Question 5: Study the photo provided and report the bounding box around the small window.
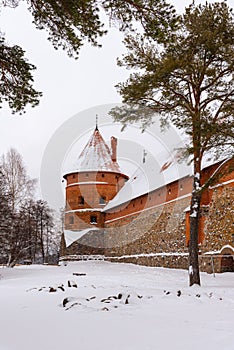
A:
[180,184,183,191]
[99,196,106,205]
[69,216,74,224]
[72,174,76,179]
[168,189,171,194]
[78,196,84,205]
[140,199,143,204]
[102,174,105,178]
[86,173,89,177]
[90,215,97,224]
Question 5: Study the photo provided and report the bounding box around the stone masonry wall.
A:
[61,161,234,273]
[104,196,191,270]
[60,230,105,257]
[202,186,234,253]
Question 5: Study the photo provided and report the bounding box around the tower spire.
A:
[95,114,98,130]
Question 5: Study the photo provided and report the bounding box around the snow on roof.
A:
[64,228,99,247]
[104,148,193,211]
[75,127,123,173]
[103,141,230,212]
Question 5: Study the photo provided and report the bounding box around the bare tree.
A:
[0,148,36,211]
[0,149,58,266]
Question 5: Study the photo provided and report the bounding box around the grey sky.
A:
[0,0,233,209]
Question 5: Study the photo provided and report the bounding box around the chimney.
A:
[111,136,117,162]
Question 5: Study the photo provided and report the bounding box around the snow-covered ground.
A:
[0,261,233,350]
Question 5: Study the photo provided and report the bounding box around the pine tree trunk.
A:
[189,171,201,286]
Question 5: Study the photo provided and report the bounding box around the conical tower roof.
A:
[76,127,121,173]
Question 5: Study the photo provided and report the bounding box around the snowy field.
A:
[0,261,233,350]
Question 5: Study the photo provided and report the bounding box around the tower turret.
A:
[61,126,128,258]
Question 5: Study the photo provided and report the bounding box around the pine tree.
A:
[110,1,234,286]
[0,0,177,113]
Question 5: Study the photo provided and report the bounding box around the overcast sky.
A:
[1,0,233,209]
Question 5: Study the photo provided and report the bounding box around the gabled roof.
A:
[103,150,193,211]
[75,127,122,173]
[103,149,230,212]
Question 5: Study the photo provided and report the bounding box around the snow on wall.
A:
[67,181,108,187]
[64,228,99,247]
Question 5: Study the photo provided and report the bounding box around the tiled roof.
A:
[76,127,121,173]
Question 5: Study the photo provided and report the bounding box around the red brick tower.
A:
[60,125,129,258]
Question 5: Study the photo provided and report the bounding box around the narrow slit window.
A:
[78,196,84,205]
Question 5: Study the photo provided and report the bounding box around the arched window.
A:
[99,196,106,205]
[78,196,84,205]
[90,215,97,224]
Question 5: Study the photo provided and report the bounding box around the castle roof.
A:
[75,127,122,173]
[103,150,193,211]
[103,150,228,212]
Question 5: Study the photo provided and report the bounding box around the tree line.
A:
[0,148,60,267]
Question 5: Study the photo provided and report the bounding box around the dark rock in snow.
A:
[101,307,109,311]
[26,287,37,292]
[68,280,77,288]
[65,302,80,310]
[125,295,130,304]
[63,298,70,307]
[58,285,65,291]
[177,290,181,297]
[164,290,171,295]
[101,298,111,303]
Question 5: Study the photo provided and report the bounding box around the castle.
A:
[60,124,234,273]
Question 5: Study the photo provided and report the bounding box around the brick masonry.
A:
[61,158,234,273]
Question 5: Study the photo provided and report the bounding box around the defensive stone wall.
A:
[60,229,105,257]
[104,196,190,259]
[104,184,234,273]
[202,185,234,253]
[61,160,234,273]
